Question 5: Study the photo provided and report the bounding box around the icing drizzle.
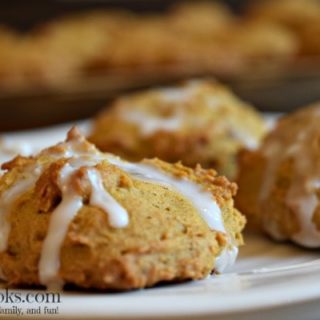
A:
[0,128,237,288]
[106,157,225,232]
[0,166,42,251]
[121,110,183,136]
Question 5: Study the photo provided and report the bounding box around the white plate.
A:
[1,117,320,320]
[1,233,320,320]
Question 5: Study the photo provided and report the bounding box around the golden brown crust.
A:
[0,128,245,290]
[89,80,266,179]
[236,103,320,246]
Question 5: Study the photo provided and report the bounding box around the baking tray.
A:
[0,57,320,132]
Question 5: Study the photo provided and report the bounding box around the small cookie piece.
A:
[236,103,320,247]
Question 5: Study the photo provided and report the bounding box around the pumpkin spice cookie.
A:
[89,80,266,179]
[0,128,245,290]
[236,103,320,247]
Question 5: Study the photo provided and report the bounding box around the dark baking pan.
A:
[0,58,320,131]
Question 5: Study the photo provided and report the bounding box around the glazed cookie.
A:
[0,128,245,290]
[236,103,320,247]
[89,80,266,179]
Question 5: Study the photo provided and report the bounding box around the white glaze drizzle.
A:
[0,124,83,168]
[106,156,239,272]
[159,87,194,102]
[108,157,238,272]
[86,168,128,228]
[118,81,261,158]
[229,128,259,150]
[38,156,128,289]
[215,246,239,273]
[121,110,183,136]
[1,129,238,289]
[118,81,202,136]
[39,164,83,289]
[107,157,225,232]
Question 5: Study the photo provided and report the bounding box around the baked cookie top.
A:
[0,127,245,290]
[89,80,266,178]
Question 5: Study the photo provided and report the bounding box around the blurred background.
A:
[0,0,245,30]
[0,0,320,131]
